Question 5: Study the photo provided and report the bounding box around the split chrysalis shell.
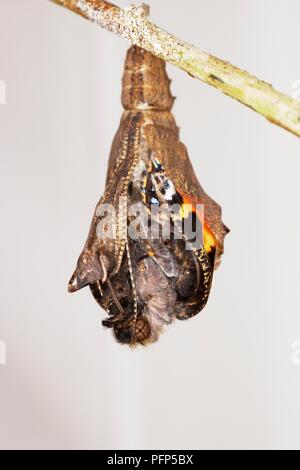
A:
[69,46,229,346]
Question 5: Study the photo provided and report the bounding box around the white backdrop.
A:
[0,0,300,450]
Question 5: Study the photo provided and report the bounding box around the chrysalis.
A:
[69,46,229,345]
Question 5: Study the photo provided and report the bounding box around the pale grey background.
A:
[0,0,300,450]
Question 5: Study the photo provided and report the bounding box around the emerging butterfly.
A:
[68,46,229,346]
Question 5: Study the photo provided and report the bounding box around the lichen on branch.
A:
[50,0,300,139]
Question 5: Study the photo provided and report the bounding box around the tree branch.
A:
[50,0,300,139]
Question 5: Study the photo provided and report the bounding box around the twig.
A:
[50,0,300,139]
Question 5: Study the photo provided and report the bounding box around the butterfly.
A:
[68,46,229,345]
